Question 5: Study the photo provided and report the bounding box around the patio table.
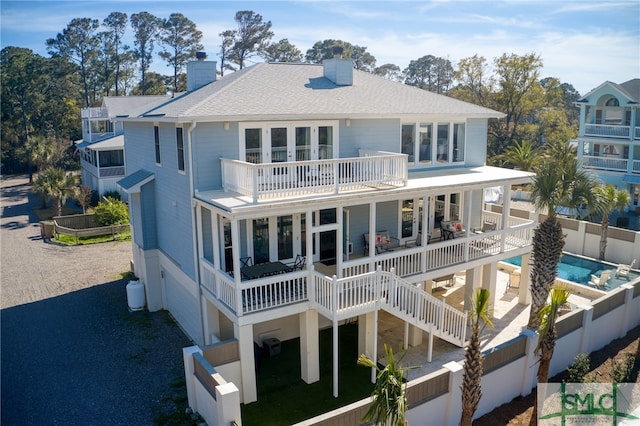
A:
[241,261,291,280]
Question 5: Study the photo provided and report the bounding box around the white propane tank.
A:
[126,280,146,311]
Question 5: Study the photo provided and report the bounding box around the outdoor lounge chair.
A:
[615,259,635,279]
[588,270,611,289]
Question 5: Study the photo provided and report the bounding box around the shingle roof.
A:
[619,79,640,102]
[103,95,173,118]
[117,169,154,193]
[75,135,124,150]
[135,62,503,121]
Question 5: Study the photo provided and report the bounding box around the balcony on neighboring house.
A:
[584,124,632,139]
[221,150,408,203]
[81,107,109,119]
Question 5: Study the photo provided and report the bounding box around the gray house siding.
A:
[339,119,399,157]
[192,122,239,192]
[123,122,196,281]
[465,119,488,167]
[140,182,157,249]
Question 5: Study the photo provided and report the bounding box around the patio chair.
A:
[240,256,253,267]
[588,270,611,289]
[440,220,465,240]
[287,254,306,271]
[615,259,635,279]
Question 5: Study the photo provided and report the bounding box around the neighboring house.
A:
[117,54,535,404]
[575,78,640,210]
[77,95,170,200]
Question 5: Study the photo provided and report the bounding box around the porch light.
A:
[346,119,350,127]
[224,122,230,131]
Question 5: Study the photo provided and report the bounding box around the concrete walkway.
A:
[1,176,193,425]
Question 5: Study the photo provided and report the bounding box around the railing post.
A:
[331,275,338,314]
[439,297,446,330]
[252,165,259,203]
[308,264,315,307]
[334,161,339,194]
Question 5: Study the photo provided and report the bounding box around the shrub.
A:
[93,197,129,226]
[611,353,636,383]
[566,353,591,383]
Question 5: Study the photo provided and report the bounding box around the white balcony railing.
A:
[581,155,628,172]
[220,152,407,203]
[584,124,630,138]
[99,165,125,177]
[81,107,109,119]
[199,214,535,322]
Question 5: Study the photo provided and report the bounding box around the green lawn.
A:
[241,323,374,426]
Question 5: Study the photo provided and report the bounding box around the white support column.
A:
[426,325,433,362]
[464,267,482,311]
[519,253,532,305]
[464,190,472,236]
[371,309,379,383]
[407,324,423,347]
[306,210,313,270]
[501,184,512,253]
[236,323,257,403]
[482,262,498,311]
[369,201,376,258]
[358,312,375,358]
[231,218,242,315]
[299,309,320,384]
[211,212,220,270]
[336,206,343,278]
[332,319,339,397]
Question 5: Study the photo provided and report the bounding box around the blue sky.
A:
[1,0,638,95]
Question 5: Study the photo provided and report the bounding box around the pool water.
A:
[504,253,636,290]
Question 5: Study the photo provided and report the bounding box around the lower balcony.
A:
[199,212,534,320]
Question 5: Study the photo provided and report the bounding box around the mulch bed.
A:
[475,325,640,425]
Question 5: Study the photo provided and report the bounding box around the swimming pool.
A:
[503,253,637,291]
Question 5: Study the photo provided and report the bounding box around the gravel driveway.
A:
[1,176,194,425]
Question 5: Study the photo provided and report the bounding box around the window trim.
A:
[176,126,185,173]
[154,125,161,166]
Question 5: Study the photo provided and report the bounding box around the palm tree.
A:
[596,185,630,260]
[357,344,415,426]
[529,285,570,426]
[460,288,494,426]
[527,141,599,329]
[32,168,78,217]
[498,140,541,172]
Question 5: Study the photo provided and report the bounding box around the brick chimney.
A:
[323,46,353,86]
[187,52,217,91]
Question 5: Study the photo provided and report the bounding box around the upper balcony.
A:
[220,151,408,203]
[81,107,109,119]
